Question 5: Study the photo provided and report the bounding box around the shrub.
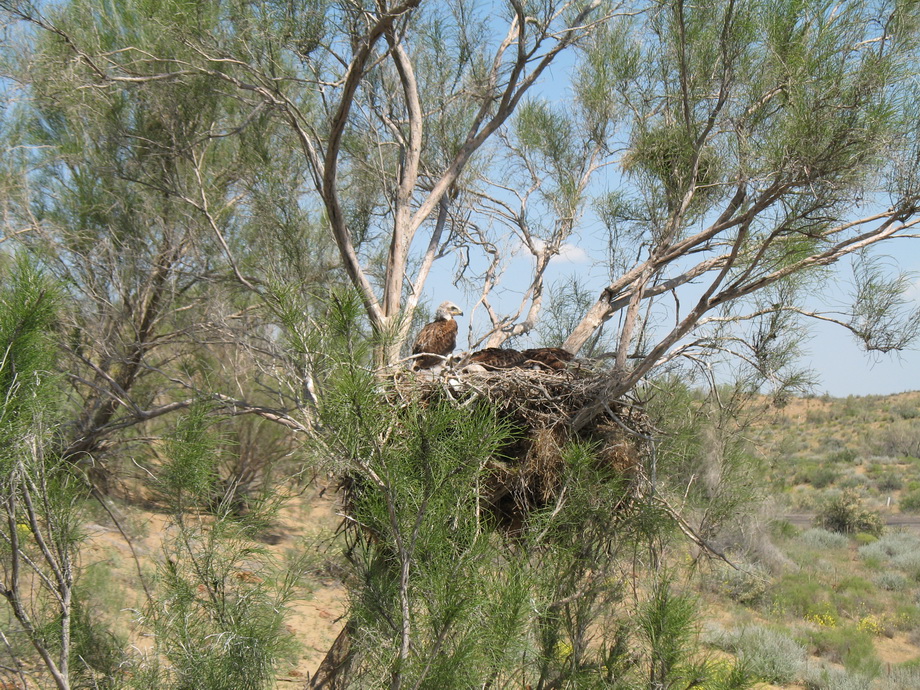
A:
[874,571,908,591]
[875,421,920,459]
[828,448,858,464]
[816,490,884,536]
[807,466,840,488]
[800,528,849,549]
[711,625,805,685]
[806,626,880,675]
[892,604,920,631]
[771,519,799,539]
[832,576,878,616]
[891,550,920,575]
[885,666,920,690]
[770,573,836,620]
[838,472,870,489]
[877,473,903,491]
[706,561,770,605]
[803,664,874,690]
[899,489,920,512]
[854,532,877,546]
[893,404,920,421]
[858,532,920,563]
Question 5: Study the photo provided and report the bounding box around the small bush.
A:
[874,571,908,591]
[828,448,859,464]
[806,626,880,675]
[858,532,920,563]
[892,550,920,576]
[712,625,805,685]
[803,664,874,690]
[877,473,903,491]
[771,519,799,539]
[707,561,770,605]
[816,490,883,536]
[893,404,920,420]
[808,466,840,488]
[899,489,920,512]
[832,576,878,615]
[885,665,920,690]
[800,528,849,549]
[770,573,835,620]
[892,604,920,631]
[838,473,870,489]
[854,532,877,546]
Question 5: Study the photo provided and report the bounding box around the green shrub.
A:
[877,473,904,491]
[892,550,920,577]
[838,473,870,489]
[893,604,920,631]
[806,626,880,676]
[770,573,836,619]
[828,448,859,464]
[816,490,884,536]
[893,404,920,421]
[854,532,877,546]
[807,466,840,488]
[899,489,920,512]
[771,519,799,539]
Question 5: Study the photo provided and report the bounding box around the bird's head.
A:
[435,301,463,320]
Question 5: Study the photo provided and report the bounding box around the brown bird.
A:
[521,347,574,370]
[412,301,463,369]
[464,347,526,370]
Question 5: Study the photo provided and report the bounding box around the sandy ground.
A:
[81,486,347,685]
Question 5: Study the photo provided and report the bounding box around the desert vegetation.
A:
[2,0,920,688]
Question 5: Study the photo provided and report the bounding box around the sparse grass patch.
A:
[770,573,837,620]
[832,576,879,617]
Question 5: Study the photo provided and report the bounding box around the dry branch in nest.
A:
[385,364,654,530]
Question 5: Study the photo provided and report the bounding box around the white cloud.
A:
[551,243,590,264]
[524,238,590,264]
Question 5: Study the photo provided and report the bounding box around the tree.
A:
[0,0,335,492]
[5,0,919,402]
[554,0,920,402]
[2,0,920,687]
[0,259,82,690]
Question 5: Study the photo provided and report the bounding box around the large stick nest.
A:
[385,364,653,530]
